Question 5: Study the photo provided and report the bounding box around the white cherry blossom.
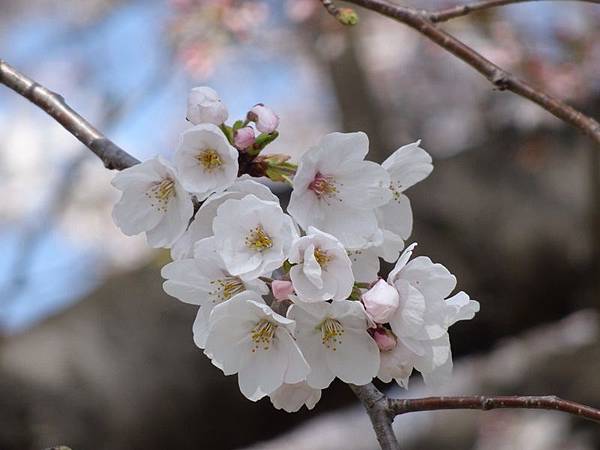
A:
[171,176,278,259]
[213,194,298,280]
[174,123,238,199]
[288,132,391,249]
[270,382,322,413]
[288,300,380,389]
[111,156,193,248]
[288,227,354,303]
[204,291,310,400]
[187,86,228,125]
[374,141,433,262]
[161,237,268,348]
[376,243,479,387]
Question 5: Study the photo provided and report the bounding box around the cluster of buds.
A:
[110,87,479,412]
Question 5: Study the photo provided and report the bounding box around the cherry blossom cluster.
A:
[111,86,479,413]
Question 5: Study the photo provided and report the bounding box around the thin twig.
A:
[349,384,400,450]
[335,0,600,146]
[320,0,359,24]
[320,0,341,17]
[429,0,600,23]
[390,395,600,423]
[0,59,139,170]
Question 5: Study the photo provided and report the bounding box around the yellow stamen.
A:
[146,178,176,213]
[251,319,277,351]
[245,225,273,251]
[209,277,245,303]
[319,318,344,351]
[197,148,223,172]
[309,172,338,200]
[314,247,331,268]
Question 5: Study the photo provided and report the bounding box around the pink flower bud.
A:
[373,327,397,352]
[248,104,279,134]
[234,126,256,149]
[272,280,294,301]
[362,279,399,324]
[187,86,228,125]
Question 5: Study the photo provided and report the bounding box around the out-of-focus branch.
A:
[428,0,600,23]
[324,0,600,146]
[0,153,89,310]
[0,59,139,170]
[390,395,600,421]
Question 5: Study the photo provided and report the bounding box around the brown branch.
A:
[334,0,600,146]
[429,0,600,23]
[390,395,600,423]
[349,383,600,449]
[349,384,400,450]
[320,0,342,17]
[0,59,139,170]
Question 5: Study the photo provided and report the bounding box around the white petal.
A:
[348,248,380,283]
[192,307,211,349]
[444,291,480,327]
[335,160,391,209]
[301,333,336,389]
[382,140,433,192]
[402,256,457,300]
[161,258,220,305]
[146,190,192,248]
[112,187,163,236]
[325,329,380,385]
[377,192,413,241]
[317,131,370,168]
[270,382,322,413]
[387,242,418,283]
[389,280,426,338]
[302,244,323,288]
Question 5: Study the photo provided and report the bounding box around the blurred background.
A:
[1,0,599,449]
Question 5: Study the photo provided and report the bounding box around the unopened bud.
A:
[373,327,397,352]
[338,8,359,26]
[234,126,255,149]
[187,86,228,125]
[272,280,294,300]
[247,104,279,134]
[362,279,399,324]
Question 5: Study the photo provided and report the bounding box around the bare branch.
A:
[349,384,400,450]
[0,59,139,170]
[336,0,600,146]
[320,0,342,17]
[428,0,600,23]
[350,384,600,449]
[390,395,600,423]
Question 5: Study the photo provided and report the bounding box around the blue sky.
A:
[0,0,321,332]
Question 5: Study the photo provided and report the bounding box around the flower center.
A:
[319,318,344,351]
[251,319,277,351]
[389,181,403,202]
[209,276,245,303]
[309,172,338,200]
[245,225,273,251]
[314,247,331,268]
[197,148,223,172]
[146,178,176,213]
